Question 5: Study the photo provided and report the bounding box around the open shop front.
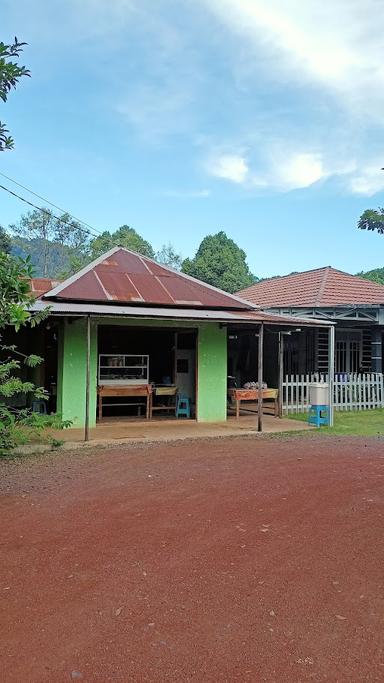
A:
[97,325,197,421]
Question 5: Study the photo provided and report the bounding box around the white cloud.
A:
[206,149,330,191]
[273,153,327,190]
[203,0,384,113]
[348,166,384,196]
[207,154,249,183]
[161,188,211,198]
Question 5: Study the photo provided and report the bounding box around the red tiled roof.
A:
[30,278,61,298]
[43,247,254,310]
[237,266,384,307]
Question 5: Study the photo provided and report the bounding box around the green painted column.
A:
[57,318,97,428]
[197,323,227,422]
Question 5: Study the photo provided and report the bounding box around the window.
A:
[176,358,189,374]
[335,331,362,373]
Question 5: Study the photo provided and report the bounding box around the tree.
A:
[9,208,89,277]
[0,226,11,253]
[156,242,183,270]
[182,231,257,293]
[89,225,155,259]
[357,208,384,235]
[0,253,70,453]
[356,267,384,285]
[0,37,30,151]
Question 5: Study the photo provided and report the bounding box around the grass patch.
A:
[289,409,384,436]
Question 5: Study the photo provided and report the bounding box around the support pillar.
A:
[197,323,227,422]
[257,323,264,432]
[57,317,97,428]
[278,332,284,418]
[328,326,335,428]
[371,328,383,374]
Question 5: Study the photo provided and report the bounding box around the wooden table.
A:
[229,388,279,419]
[151,385,178,416]
[97,384,152,420]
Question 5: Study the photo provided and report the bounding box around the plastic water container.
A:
[309,382,329,406]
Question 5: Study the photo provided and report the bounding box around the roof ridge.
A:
[316,266,331,305]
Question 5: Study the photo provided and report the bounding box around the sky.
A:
[2,0,384,279]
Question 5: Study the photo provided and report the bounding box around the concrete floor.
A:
[53,413,311,446]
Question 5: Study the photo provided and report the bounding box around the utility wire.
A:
[0,170,102,236]
[0,183,102,240]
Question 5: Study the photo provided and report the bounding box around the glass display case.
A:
[98,354,149,385]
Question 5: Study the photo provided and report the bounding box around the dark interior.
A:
[97,326,196,417]
[227,328,279,389]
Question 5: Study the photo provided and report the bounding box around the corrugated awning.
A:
[30,299,333,327]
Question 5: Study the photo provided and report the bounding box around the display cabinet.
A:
[98,354,149,385]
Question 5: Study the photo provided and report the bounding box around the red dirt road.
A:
[1,436,384,682]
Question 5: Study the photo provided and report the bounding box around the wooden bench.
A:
[97,384,152,421]
[229,388,279,419]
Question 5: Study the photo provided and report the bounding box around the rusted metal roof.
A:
[30,299,332,327]
[238,266,384,308]
[29,278,61,298]
[43,247,255,310]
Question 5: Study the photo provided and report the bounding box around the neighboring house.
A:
[238,266,384,376]
[9,247,332,432]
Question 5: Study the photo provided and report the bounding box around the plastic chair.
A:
[176,395,191,419]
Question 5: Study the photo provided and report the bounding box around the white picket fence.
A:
[282,373,384,414]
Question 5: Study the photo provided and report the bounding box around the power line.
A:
[0,183,102,240]
[0,170,103,237]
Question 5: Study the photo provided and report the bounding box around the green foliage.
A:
[156,242,183,270]
[0,225,11,253]
[182,231,257,293]
[0,252,70,454]
[0,404,71,455]
[89,225,155,260]
[357,208,384,235]
[356,267,384,285]
[0,252,35,329]
[0,37,30,151]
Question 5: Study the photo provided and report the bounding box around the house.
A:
[13,248,333,434]
[237,266,384,376]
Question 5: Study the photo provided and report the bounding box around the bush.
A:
[0,253,72,454]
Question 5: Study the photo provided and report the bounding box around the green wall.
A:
[197,323,227,422]
[57,318,97,427]
[57,316,227,427]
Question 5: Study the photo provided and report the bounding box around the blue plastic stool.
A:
[32,400,47,414]
[308,404,329,428]
[176,395,191,419]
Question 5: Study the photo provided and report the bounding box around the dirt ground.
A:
[1,435,384,682]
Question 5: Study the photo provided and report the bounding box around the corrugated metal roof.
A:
[43,247,256,310]
[30,278,61,298]
[30,299,332,326]
[237,267,384,307]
